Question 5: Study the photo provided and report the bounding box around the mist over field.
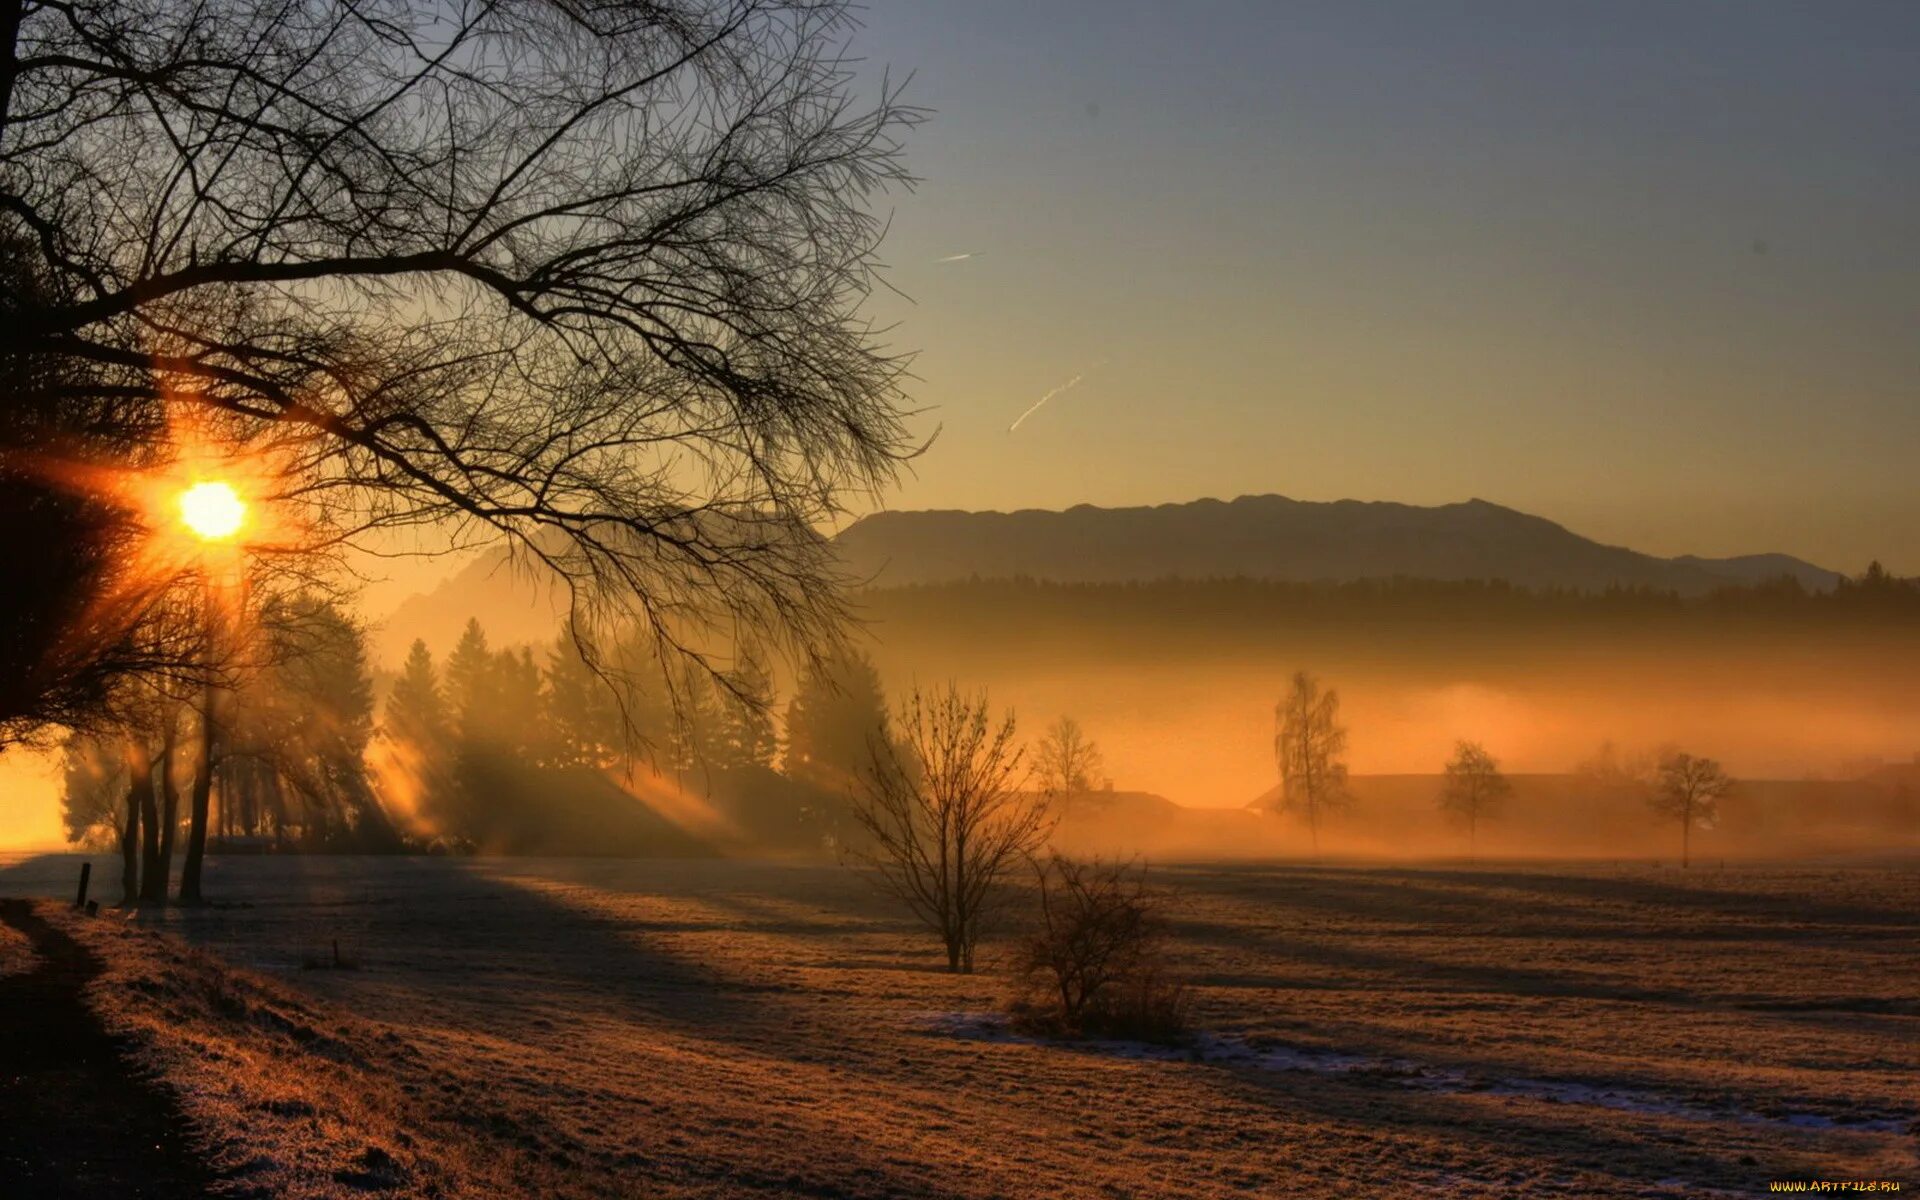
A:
[345,538,1920,863]
[857,578,1920,794]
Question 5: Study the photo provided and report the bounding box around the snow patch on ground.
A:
[918,1011,1914,1135]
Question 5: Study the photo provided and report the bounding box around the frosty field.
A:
[1,855,1914,1198]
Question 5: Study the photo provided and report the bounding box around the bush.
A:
[1006,853,1190,1041]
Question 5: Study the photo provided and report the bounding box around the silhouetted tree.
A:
[150,708,187,900]
[442,620,561,832]
[1035,716,1105,803]
[1008,853,1188,1040]
[1438,740,1511,862]
[0,234,178,747]
[492,647,546,761]
[168,595,396,863]
[58,734,123,851]
[1272,671,1351,857]
[542,628,628,771]
[847,683,1051,973]
[1650,752,1731,868]
[785,651,888,837]
[136,710,168,898]
[444,621,498,748]
[385,641,450,756]
[117,736,154,902]
[713,655,780,773]
[665,666,726,776]
[3,0,921,730]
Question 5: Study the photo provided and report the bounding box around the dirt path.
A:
[0,899,219,1198]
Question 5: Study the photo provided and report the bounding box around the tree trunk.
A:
[156,731,182,897]
[120,738,152,904]
[179,684,215,902]
[140,726,174,902]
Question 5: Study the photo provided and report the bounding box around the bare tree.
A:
[1649,752,1731,868]
[847,683,1051,973]
[1438,739,1511,862]
[1034,715,1104,802]
[1272,670,1350,857]
[2,0,920,741]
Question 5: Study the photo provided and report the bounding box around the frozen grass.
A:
[7,855,1917,1198]
[0,916,34,979]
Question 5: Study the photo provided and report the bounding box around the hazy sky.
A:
[850,0,1919,572]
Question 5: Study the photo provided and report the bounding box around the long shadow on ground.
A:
[0,899,219,1199]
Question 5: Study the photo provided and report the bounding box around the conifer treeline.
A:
[856,564,1920,654]
[380,618,888,852]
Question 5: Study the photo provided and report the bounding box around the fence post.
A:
[74,861,91,908]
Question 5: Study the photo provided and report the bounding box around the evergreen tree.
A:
[714,655,779,773]
[492,646,546,759]
[229,596,388,848]
[543,626,627,770]
[784,651,888,794]
[385,640,449,751]
[443,618,496,744]
[665,665,726,774]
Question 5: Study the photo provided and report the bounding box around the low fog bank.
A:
[1050,774,1920,863]
[855,580,1920,812]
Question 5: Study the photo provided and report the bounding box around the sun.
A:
[178,480,247,541]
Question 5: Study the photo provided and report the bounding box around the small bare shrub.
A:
[1007,853,1190,1041]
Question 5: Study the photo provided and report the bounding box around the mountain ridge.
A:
[832,494,1841,594]
[372,494,1842,664]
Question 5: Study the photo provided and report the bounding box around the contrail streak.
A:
[1008,372,1088,432]
[934,252,976,263]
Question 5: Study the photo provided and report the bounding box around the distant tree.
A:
[542,628,629,771]
[1272,671,1351,857]
[663,665,726,776]
[1035,716,1105,802]
[713,655,780,773]
[442,635,549,832]
[444,620,497,746]
[218,597,390,853]
[385,641,450,754]
[1649,752,1732,868]
[492,647,546,760]
[1438,740,1512,862]
[847,683,1051,973]
[785,651,889,793]
[59,734,125,852]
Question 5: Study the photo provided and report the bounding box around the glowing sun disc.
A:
[178,481,246,541]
